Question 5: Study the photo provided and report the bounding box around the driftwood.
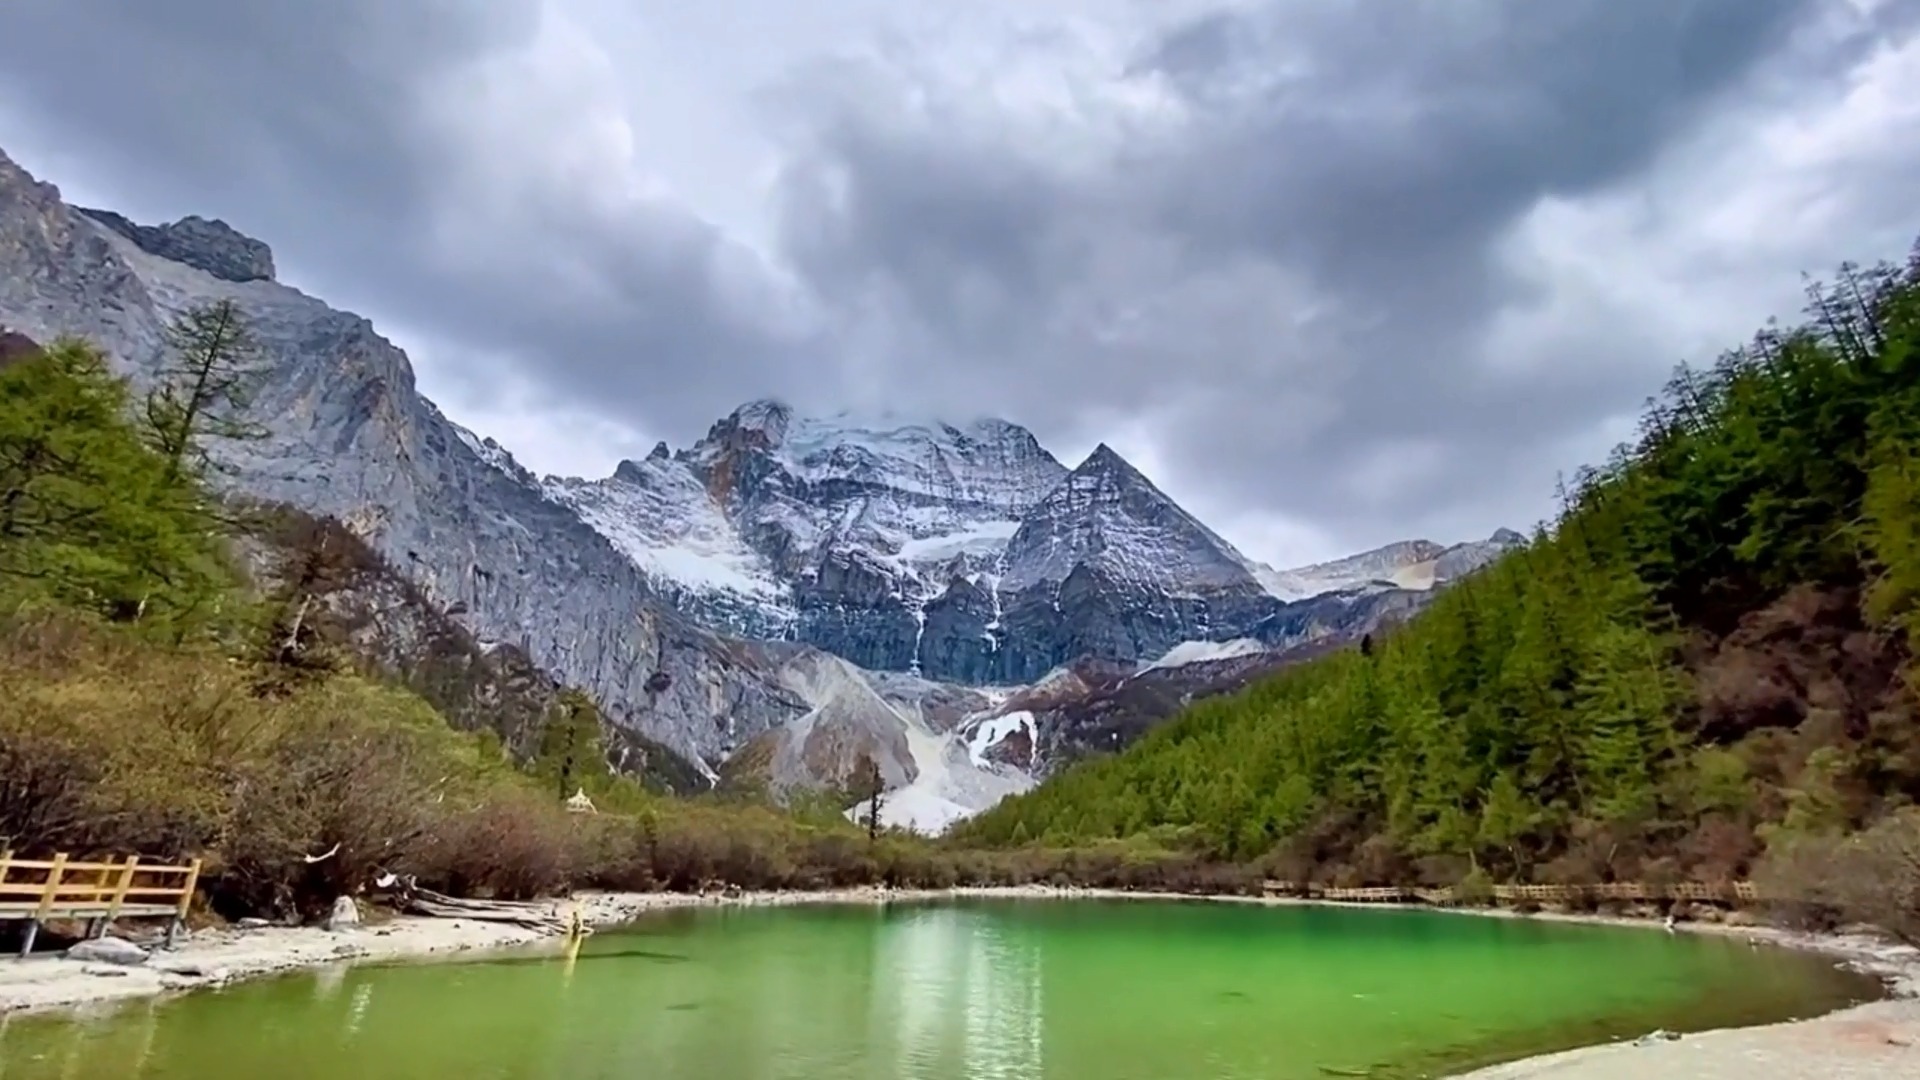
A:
[400,886,570,933]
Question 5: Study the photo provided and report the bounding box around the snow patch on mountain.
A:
[1252,531,1523,603]
[847,702,1035,835]
[448,421,538,487]
[544,456,793,626]
[769,408,1063,507]
[893,520,1021,566]
[967,711,1037,767]
[1142,638,1266,672]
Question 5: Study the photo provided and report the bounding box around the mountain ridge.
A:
[545,395,1523,685]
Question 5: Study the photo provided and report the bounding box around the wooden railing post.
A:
[167,857,202,948]
[103,854,140,935]
[20,853,66,958]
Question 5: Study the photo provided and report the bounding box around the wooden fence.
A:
[0,852,202,957]
[1263,880,1761,905]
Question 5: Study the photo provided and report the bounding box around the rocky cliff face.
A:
[235,507,707,793]
[79,207,276,283]
[0,146,838,778]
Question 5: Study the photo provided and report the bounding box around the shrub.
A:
[1757,808,1920,941]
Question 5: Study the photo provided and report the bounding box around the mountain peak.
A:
[1001,440,1258,598]
[701,398,794,452]
[79,207,275,283]
[1076,442,1138,476]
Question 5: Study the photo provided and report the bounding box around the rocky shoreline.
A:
[3,885,1918,1078]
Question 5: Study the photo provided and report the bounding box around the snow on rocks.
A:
[1140,638,1267,673]
[966,711,1037,767]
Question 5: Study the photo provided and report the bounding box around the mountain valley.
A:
[0,144,1516,829]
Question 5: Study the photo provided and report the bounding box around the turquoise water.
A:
[0,900,1880,1079]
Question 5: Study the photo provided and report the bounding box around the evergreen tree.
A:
[536,689,607,800]
[0,338,230,635]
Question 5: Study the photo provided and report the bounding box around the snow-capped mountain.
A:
[0,141,1524,822]
[1255,529,1527,601]
[542,400,1071,657]
[545,402,1524,685]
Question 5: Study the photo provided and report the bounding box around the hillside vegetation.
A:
[0,332,901,919]
[958,247,1920,916]
[0,326,1259,924]
[10,243,1920,931]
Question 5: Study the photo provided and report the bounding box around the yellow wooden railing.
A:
[1,851,202,956]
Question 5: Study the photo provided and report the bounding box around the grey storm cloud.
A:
[1,0,1916,559]
[770,0,1915,540]
[0,0,825,426]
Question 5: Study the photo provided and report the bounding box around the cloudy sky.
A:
[1,0,1916,567]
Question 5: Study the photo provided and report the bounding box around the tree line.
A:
[956,244,1920,905]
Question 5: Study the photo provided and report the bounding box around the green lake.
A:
[0,899,1881,1079]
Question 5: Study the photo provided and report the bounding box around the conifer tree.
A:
[0,338,228,633]
[144,299,269,482]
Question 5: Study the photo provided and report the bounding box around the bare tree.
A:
[144,299,269,481]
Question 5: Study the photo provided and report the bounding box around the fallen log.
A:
[402,887,570,932]
[411,887,553,912]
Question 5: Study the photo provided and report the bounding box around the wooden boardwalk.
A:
[1262,880,1760,905]
[1,852,201,956]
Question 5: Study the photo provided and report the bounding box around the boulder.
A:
[66,936,150,966]
[324,896,361,931]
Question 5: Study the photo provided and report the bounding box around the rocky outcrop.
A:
[0,327,39,367]
[1020,638,1356,774]
[236,506,708,793]
[79,208,276,283]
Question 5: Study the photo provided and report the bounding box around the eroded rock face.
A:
[234,508,709,793]
[79,208,276,283]
[0,147,818,778]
